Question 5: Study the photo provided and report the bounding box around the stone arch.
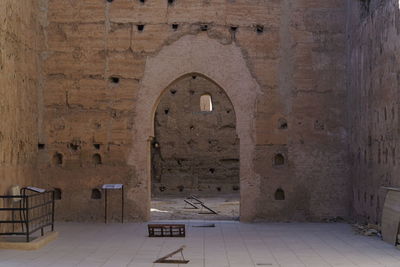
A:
[128,33,261,221]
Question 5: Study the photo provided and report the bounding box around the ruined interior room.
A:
[1,0,400,266]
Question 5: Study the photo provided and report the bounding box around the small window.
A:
[200,94,213,112]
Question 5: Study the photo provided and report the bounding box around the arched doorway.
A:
[128,34,260,222]
[150,74,240,220]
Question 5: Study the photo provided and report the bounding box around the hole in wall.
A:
[139,0,145,3]
[170,89,177,95]
[159,186,166,192]
[256,25,264,34]
[278,118,288,129]
[106,0,113,3]
[230,26,238,32]
[209,168,215,174]
[172,24,179,30]
[274,154,285,166]
[93,153,102,165]
[91,188,102,199]
[177,185,184,192]
[216,187,221,192]
[93,144,101,150]
[168,0,175,5]
[189,90,195,95]
[232,185,240,191]
[200,24,209,31]
[164,108,170,115]
[69,143,80,151]
[192,75,197,80]
[370,194,374,207]
[53,153,63,166]
[200,94,213,112]
[110,76,120,84]
[274,188,285,200]
[137,24,145,31]
[38,143,45,150]
[54,188,62,200]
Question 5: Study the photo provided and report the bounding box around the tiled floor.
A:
[0,221,400,267]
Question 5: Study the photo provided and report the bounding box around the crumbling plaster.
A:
[130,34,261,221]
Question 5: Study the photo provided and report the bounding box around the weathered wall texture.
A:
[347,0,400,224]
[0,0,43,196]
[39,0,350,221]
[152,75,239,195]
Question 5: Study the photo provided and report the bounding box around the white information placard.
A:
[102,184,123,190]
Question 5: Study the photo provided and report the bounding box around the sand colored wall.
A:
[39,0,350,221]
[0,0,44,195]
[347,0,400,224]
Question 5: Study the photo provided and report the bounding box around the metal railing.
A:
[0,188,55,242]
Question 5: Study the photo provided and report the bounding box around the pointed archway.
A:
[128,33,261,221]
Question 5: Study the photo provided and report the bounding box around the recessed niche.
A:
[110,76,120,84]
[274,188,285,200]
[172,24,179,30]
[137,24,145,31]
[93,144,101,150]
[54,188,62,200]
[93,153,102,165]
[278,118,288,129]
[274,153,285,166]
[38,143,45,150]
[53,153,63,166]
[256,25,264,34]
[91,188,102,199]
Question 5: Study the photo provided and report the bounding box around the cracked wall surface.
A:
[347,0,400,224]
[37,0,350,222]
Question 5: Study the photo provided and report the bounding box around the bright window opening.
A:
[200,94,213,112]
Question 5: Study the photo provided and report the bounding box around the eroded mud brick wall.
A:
[152,75,239,195]
[40,0,350,221]
[0,0,44,229]
[347,0,400,224]
[0,0,44,195]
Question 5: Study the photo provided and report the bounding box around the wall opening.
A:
[91,188,102,199]
[150,74,240,221]
[200,94,213,112]
[93,153,102,165]
[274,153,285,166]
[54,188,62,200]
[274,188,285,200]
[53,152,63,166]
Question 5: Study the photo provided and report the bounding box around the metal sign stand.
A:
[102,184,124,224]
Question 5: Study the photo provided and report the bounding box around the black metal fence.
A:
[0,189,55,242]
